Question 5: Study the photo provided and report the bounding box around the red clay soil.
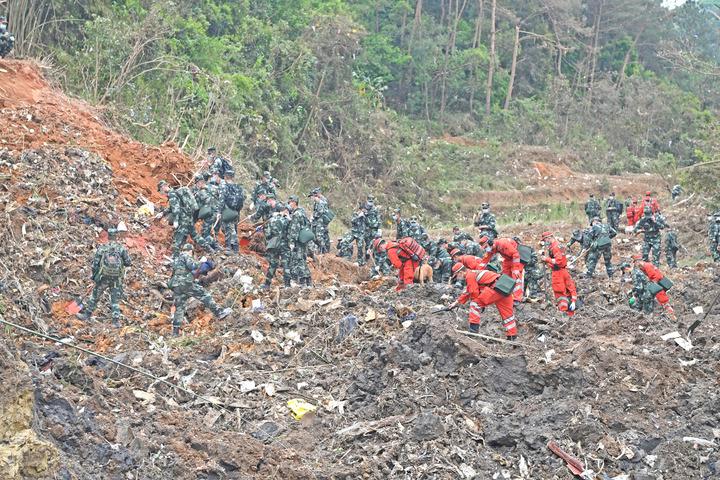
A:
[0,59,195,203]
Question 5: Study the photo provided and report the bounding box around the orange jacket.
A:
[643,196,660,213]
[638,261,664,282]
[480,238,519,266]
[459,270,501,304]
[385,242,404,269]
[543,240,568,269]
[457,255,485,270]
[626,204,637,225]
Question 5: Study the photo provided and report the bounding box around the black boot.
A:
[284,277,291,288]
[172,325,180,337]
[468,323,479,333]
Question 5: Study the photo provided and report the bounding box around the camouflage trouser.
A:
[371,250,393,275]
[607,213,620,231]
[524,268,543,297]
[666,247,678,268]
[712,244,720,262]
[85,278,123,319]
[586,245,613,276]
[337,244,353,259]
[633,288,655,314]
[352,235,366,265]
[173,221,208,253]
[266,248,291,284]
[364,233,378,261]
[221,219,238,251]
[642,236,661,267]
[312,222,331,254]
[201,215,221,246]
[290,244,311,281]
[172,282,222,328]
[433,257,453,283]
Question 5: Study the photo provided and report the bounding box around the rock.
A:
[411,412,445,441]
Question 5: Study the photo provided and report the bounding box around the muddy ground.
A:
[1,59,719,480]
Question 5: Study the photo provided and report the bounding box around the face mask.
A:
[484,246,492,253]
[482,208,489,213]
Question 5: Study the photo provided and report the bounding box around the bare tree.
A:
[484,0,496,116]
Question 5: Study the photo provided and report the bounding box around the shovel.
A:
[688,291,720,336]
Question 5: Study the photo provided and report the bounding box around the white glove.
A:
[199,256,208,263]
[569,301,576,312]
[172,221,179,229]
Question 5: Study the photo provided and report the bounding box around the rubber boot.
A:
[171,325,180,337]
[506,335,517,341]
[305,277,313,287]
[468,323,480,333]
[284,277,291,288]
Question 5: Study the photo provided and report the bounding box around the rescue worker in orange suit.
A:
[540,231,578,317]
[632,254,676,320]
[626,198,639,227]
[385,237,427,292]
[642,191,660,214]
[455,254,485,270]
[477,236,524,302]
[448,264,517,340]
[633,198,644,225]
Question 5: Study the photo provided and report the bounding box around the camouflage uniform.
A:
[474,208,498,241]
[567,228,591,251]
[371,239,394,276]
[584,196,601,223]
[407,218,426,242]
[81,239,131,323]
[251,178,277,205]
[585,220,616,277]
[664,230,679,268]
[462,240,482,257]
[430,241,453,283]
[630,266,655,313]
[264,210,291,286]
[524,251,543,298]
[351,208,367,265]
[394,212,411,240]
[311,196,332,254]
[364,202,381,261]
[604,195,624,232]
[634,211,667,267]
[166,186,207,253]
[709,218,720,262]
[169,250,226,330]
[218,179,245,252]
[196,180,223,248]
[336,234,354,259]
[251,195,275,223]
[671,185,682,201]
[288,202,312,284]
[452,229,473,243]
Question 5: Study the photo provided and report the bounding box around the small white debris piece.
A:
[661,331,681,341]
[251,299,264,312]
[264,383,277,397]
[460,464,477,479]
[683,437,718,448]
[693,306,704,315]
[132,390,156,404]
[250,330,265,343]
[401,320,413,329]
[239,380,256,393]
[674,337,693,351]
[543,349,555,364]
[679,358,697,367]
[519,455,529,477]
[644,455,657,468]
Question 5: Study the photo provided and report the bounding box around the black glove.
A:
[411,254,419,261]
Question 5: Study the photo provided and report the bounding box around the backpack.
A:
[398,237,426,261]
[176,186,198,214]
[218,157,235,179]
[98,248,123,279]
[224,183,245,211]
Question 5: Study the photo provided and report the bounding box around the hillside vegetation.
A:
[4,0,720,209]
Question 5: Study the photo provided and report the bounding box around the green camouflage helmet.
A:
[181,243,193,251]
[288,195,299,204]
[157,180,168,192]
[107,228,118,239]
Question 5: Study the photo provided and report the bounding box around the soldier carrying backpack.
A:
[77,228,132,327]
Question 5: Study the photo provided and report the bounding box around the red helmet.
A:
[372,238,385,251]
[451,263,465,276]
[541,231,553,239]
[450,248,461,257]
[631,254,642,260]
[478,235,489,245]
[645,191,652,196]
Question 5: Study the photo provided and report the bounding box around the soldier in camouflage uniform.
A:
[407,216,426,242]
[585,217,616,277]
[604,192,624,232]
[431,238,453,284]
[452,226,473,244]
[584,194,601,224]
[251,171,277,205]
[158,180,208,254]
[664,229,680,268]
[671,184,682,201]
[77,229,132,327]
[634,206,667,267]
[336,234,354,259]
[524,250,543,299]
[370,237,394,276]
[364,197,381,262]
[393,209,411,240]
[218,170,245,252]
[287,195,313,286]
[251,193,276,223]
[351,203,368,265]
[473,202,498,241]
[567,228,591,252]
[709,215,720,262]
[169,243,232,336]
[461,238,482,257]
[310,188,333,254]
[620,261,654,314]
[206,147,234,179]
[263,203,291,288]
[194,174,223,249]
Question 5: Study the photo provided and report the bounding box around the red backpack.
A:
[397,237,427,261]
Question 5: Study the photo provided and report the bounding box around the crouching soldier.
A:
[77,228,132,327]
[169,244,232,336]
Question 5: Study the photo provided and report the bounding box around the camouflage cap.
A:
[643,206,652,213]
[107,228,118,239]
[157,180,168,192]
[481,202,490,208]
[437,238,447,245]
[619,262,631,270]
[181,243,193,251]
[266,192,276,200]
[194,173,207,183]
[263,171,271,178]
[275,202,288,212]
[207,146,217,153]
[288,195,299,203]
